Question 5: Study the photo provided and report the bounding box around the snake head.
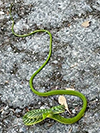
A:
[43,105,65,120]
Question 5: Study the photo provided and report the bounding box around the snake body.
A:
[10,4,87,125]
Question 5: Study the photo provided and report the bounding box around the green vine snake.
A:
[9,4,87,125]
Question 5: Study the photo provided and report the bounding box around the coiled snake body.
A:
[10,4,87,125]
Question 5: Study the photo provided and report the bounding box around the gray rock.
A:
[0,0,100,132]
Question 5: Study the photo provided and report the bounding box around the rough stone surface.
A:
[0,0,100,133]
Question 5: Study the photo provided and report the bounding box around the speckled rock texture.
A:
[0,0,100,132]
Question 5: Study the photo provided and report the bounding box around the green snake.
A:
[10,4,87,125]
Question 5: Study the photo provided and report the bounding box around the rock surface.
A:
[0,0,100,132]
